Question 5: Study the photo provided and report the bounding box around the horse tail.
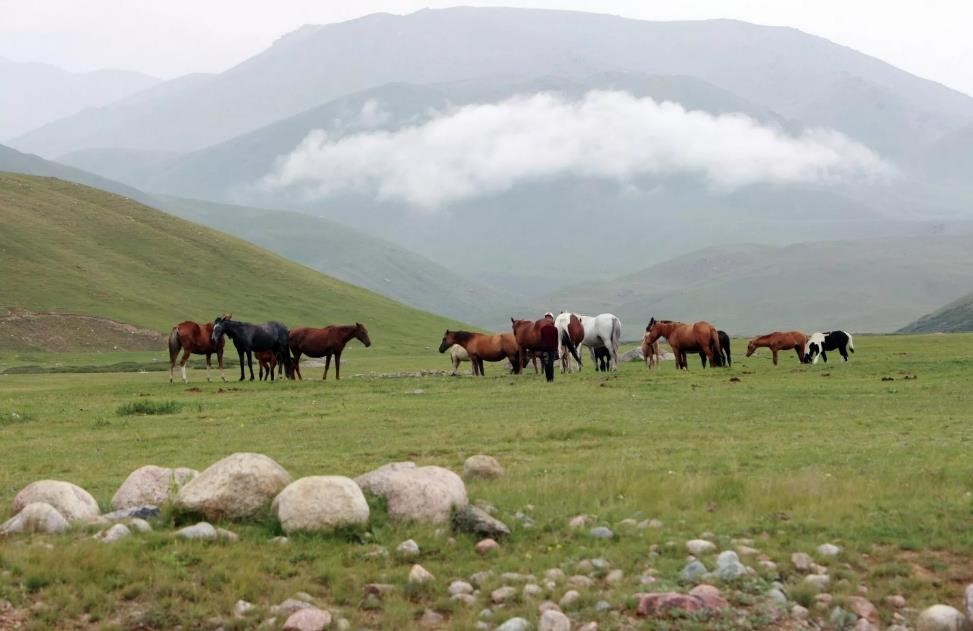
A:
[709,328,722,367]
[723,335,732,367]
[847,332,855,353]
[611,316,621,367]
[562,328,581,367]
[168,327,181,363]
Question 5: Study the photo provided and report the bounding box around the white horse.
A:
[578,313,622,370]
[448,344,470,375]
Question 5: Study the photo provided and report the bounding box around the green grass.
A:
[1,333,972,629]
[116,400,182,416]
[0,173,461,354]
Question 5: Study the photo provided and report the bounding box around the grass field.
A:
[1,333,972,629]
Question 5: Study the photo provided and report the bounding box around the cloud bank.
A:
[262,91,890,209]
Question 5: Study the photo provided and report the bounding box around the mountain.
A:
[0,173,459,353]
[56,147,182,185]
[0,58,159,141]
[899,292,973,333]
[10,8,972,158]
[0,143,147,201]
[528,236,973,335]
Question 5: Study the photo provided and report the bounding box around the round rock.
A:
[355,464,467,523]
[539,609,571,631]
[176,453,291,521]
[111,465,197,510]
[463,455,504,480]
[916,605,970,631]
[11,480,100,521]
[272,476,369,533]
[686,539,716,555]
[282,606,332,631]
[0,502,69,535]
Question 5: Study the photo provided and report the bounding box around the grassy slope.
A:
[0,173,459,354]
[900,291,973,332]
[0,334,972,629]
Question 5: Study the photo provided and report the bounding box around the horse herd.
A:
[166,313,855,384]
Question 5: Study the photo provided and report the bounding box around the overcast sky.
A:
[3,0,972,96]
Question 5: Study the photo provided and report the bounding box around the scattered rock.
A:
[217,527,239,542]
[559,591,580,607]
[96,523,131,544]
[470,571,494,587]
[11,480,100,521]
[568,515,592,529]
[110,465,197,510]
[590,526,613,539]
[272,476,369,533]
[679,560,707,582]
[544,569,565,582]
[396,539,420,558]
[758,560,779,573]
[452,505,511,539]
[639,519,663,529]
[449,581,474,596]
[363,584,396,599]
[767,588,787,605]
[689,584,728,610]
[355,464,467,523]
[419,609,444,627]
[282,606,331,631]
[855,619,879,631]
[538,601,561,614]
[523,584,543,599]
[605,569,624,585]
[916,604,970,631]
[804,574,830,591]
[128,518,152,533]
[848,596,879,624]
[491,586,517,604]
[538,609,571,631]
[886,595,907,609]
[594,600,612,612]
[577,623,598,631]
[233,600,255,618]
[452,593,476,606]
[791,552,813,572]
[175,522,218,540]
[175,453,291,521]
[502,572,534,583]
[568,575,594,589]
[618,518,637,528]
[272,536,290,546]
[816,543,841,557]
[791,604,809,619]
[409,564,435,584]
[102,505,161,521]
[475,538,500,555]
[714,550,748,581]
[463,455,504,480]
[686,539,716,555]
[636,592,704,617]
[273,599,313,617]
[495,617,530,631]
[736,545,760,556]
[0,502,69,535]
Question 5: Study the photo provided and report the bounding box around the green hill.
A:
[899,292,973,333]
[0,173,459,353]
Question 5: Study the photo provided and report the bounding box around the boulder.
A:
[397,539,420,558]
[495,618,530,631]
[175,522,218,540]
[409,564,435,584]
[356,464,467,523]
[272,476,369,533]
[686,539,716,555]
[282,606,331,631]
[11,480,99,521]
[636,592,705,617]
[689,584,728,610]
[175,453,291,520]
[475,538,500,555]
[848,596,879,624]
[463,455,504,480]
[0,502,69,535]
[452,504,510,539]
[916,605,970,631]
[96,523,132,544]
[538,609,571,631]
[679,560,707,582]
[816,543,841,557]
[111,465,197,510]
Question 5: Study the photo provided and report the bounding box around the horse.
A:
[255,350,278,381]
[448,344,470,375]
[804,331,855,364]
[439,330,520,376]
[645,318,721,370]
[511,318,566,382]
[168,318,227,383]
[746,331,808,366]
[593,345,612,372]
[289,323,371,380]
[211,316,291,382]
[640,332,661,369]
[553,312,585,373]
[577,313,622,371]
[699,330,732,367]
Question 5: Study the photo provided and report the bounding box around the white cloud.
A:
[262,90,891,210]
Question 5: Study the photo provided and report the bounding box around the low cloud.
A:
[262,91,891,210]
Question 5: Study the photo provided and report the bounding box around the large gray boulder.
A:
[1,502,70,534]
[272,476,369,533]
[11,480,100,521]
[175,453,291,520]
[916,605,971,631]
[452,504,511,539]
[356,464,467,523]
[111,465,197,510]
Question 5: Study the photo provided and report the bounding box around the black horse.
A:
[211,316,291,381]
[699,330,731,367]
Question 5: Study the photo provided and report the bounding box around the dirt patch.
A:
[0,309,164,352]
[0,600,27,629]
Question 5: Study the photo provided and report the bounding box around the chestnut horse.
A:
[168,318,227,383]
[640,332,662,369]
[289,323,371,380]
[255,350,279,380]
[512,318,567,382]
[645,318,722,370]
[746,331,808,366]
[439,330,520,376]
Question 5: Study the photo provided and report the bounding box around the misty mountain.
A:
[899,291,973,333]
[0,58,159,141]
[0,143,147,201]
[10,7,972,158]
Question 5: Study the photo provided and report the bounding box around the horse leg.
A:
[335,350,342,380]
[323,355,331,380]
[821,350,828,364]
[840,346,849,362]
[180,349,191,384]
[237,349,246,381]
[218,349,226,382]
[247,351,255,381]
[292,352,303,380]
[772,348,779,366]
[205,353,212,382]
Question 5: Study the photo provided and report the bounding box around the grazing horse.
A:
[289,323,371,380]
[700,330,732,367]
[640,332,661,369]
[578,313,622,371]
[593,346,613,372]
[804,330,855,364]
[645,318,721,370]
[553,312,585,372]
[511,318,566,382]
[439,330,520,376]
[168,318,227,383]
[746,331,808,366]
[211,316,291,382]
[255,350,279,381]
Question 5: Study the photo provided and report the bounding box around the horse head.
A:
[746,340,758,357]
[355,322,372,347]
[438,330,454,353]
[211,317,226,345]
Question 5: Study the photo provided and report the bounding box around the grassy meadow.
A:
[1,333,972,629]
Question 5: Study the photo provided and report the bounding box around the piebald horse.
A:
[746,331,808,366]
[553,312,585,373]
[168,317,227,383]
[439,330,520,376]
[645,318,722,370]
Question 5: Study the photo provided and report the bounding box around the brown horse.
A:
[511,318,565,382]
[289,323,371,380]
[168,317,227,383]
[640,332,662,369]
[746,331,808,366]
[255,350,278,381]
[645,318,721,370]
[439,330,520,376]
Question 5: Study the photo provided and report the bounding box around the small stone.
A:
[590,526,613,539]
[544,568,565,582]
[916,604,969,631]
[791,605,809,620]
[495,617,530,631]
[568,515,591,529]
[791,552,813,572]
[272,536,290,546]
[475,538,500,555]
[501,572,534,583]
[523,584,543,598]
[758,560,778,572]
[679,560,707,582]
[479,608,493,619]
[639,575,657,586]
[334,619,350,631]
[491,586,517,603]
[567,575,593,589]
[578,624,598,631]
[804,574,830,591]
[452,505,511,539]
[594,600,612,612]
[469,571,493,587]
[0,502,69,535]
[538,601,561,614]
[463,455,504,480]
[814,593,834,609]
[690,584,728,610]
[128,518,152,533]
[217,527,239,542]
[686,539,716,555]
[886,595,907,609]
[452,593,476,606]
[96,523,131,544]
[816,543,841,557]
[233,600,255,618]
[397,539,420,557]
[274,599,313,617]
[576,559,594,573]
[409,564,435,584]
[736,545,759,556]
[449,581,474,596]
[618,518,638,528]
[854,619,879,631]
[538,609,570,631]
[559,590,580,607]
[589,558,610,571]
[175,521,218,540]
[282,606,331,631]
[419,609,444,627]
[767,588,787,605]
[605,569,624,585]
[474,623,490,631]
[639,519,663,529]
[636,592,704,616]
[848,596,879,624]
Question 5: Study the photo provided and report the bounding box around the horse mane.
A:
[450,330,475,343]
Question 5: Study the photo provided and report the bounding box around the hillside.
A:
[525,237,973,335]
[0,144,147,201]
[899,292,973,333]
[0,173,460,353]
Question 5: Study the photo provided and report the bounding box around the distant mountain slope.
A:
[10,8,972,157]
[899,292,973,333]
[0,173,458,353]
[0,143,147,200]
[56,147,182,185]
[527,236,973,335]
[0,58,159,141]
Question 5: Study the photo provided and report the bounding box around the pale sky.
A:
[3,0,972,96]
